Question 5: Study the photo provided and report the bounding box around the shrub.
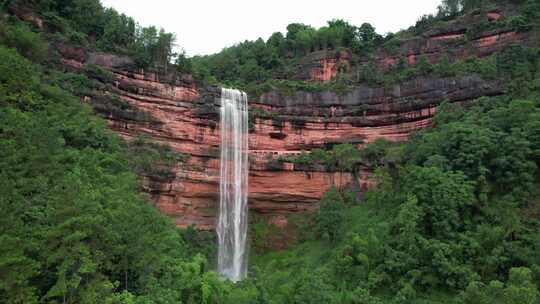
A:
[434,55,456,78]
[127,135,190,177]
[0,21,48,62]
[249,216,287,254]
[360,139,393,166]
[507,15,531,32]
[83,64,115,84]
[316,187,346,242]
[460,267,538,304]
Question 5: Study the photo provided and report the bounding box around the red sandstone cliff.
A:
[52,4,528,230]
[56,48,504,229]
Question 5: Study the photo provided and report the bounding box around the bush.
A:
[293,271,335,304]
[0,21,48,62]
[180,226,217,262]
[249,216,287,254]
[83,64,115,84]
[434,55,456,78]
[523,0,540,22]
[127,135,190,177]
[48,71,96,95]
[316,187,346,242]
[507,15,531,32]
[360,138,394,166]
[0,46,42,110]
[476,55,498,79]
[460,268,538,304]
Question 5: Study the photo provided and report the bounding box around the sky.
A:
[100,0,442,57]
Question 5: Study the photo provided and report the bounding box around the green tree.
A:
[57,0,105,35]
[293,271,334,304]
[333,143,361,190]
[438,0,462,17]
[316,187,346,242]
[0,21,48,62]
[175,49,193,74]
[504,267,538,304]
[434,55,455,77]
[267,31,287,56]
[461,0,487,12]
[382,167,478,289]
[461,268,538,304]
[357,23,378,43]
[98,8,136,51]
[332,230,384,289]
[360,139,393,166]
[295,27,317,56]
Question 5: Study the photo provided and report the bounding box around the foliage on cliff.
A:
[190,20,384,94]
[191,0,539,98]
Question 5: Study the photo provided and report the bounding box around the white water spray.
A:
[217,88,249,282]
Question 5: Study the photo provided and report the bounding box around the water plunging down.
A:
[217,88,249,282]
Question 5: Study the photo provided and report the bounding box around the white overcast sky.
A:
[100,0,442,56]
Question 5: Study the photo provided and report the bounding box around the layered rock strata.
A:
[58,44,507,229]
[52,3,531,229]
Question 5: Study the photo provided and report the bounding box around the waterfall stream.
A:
[217,88,249,282]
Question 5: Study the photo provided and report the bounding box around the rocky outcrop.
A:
[296,49,352,82]
[350,5,532,71]
[289,7,531,85]
[7,3,44,29]
[378,28,529,69]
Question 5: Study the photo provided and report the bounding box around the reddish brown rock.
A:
[57,46,505,229]
[371,6,531,70]
[430,33,465,41]
[487,12,503,21]
[377,28,528,69]
[52,6,524,230]
[8,3,43,29]
[96,67,501,229]
[297,49,352,82]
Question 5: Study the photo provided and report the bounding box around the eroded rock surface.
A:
[54,3,528,229]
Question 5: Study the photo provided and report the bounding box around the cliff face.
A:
[297,9,533,82]
[55,5,526,230]
[58,49,504,229]
[296,49,352,82]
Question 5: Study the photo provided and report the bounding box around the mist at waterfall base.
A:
[217,88,249,282]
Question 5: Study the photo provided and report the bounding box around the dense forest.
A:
[1,0,540,303]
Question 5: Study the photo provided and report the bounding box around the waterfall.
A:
[217,88,249,282]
